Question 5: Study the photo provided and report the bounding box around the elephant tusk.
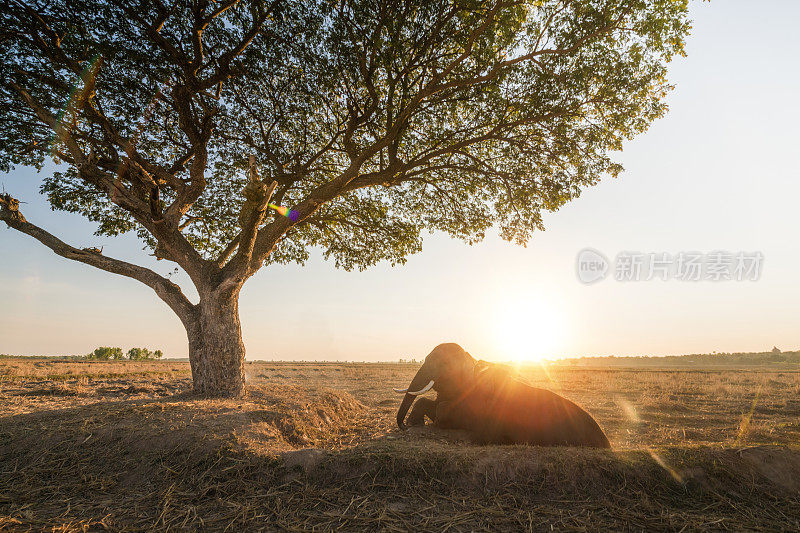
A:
[393,387,408,394]
[406,380,435,396]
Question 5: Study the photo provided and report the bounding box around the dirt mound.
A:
[302,440,800,497]
[240,385,368,449]
[735,445,800,493]
[1,379,799,531]
[0,383,370,469]
[283,448,328,470]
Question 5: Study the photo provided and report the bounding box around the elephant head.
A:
[394,343,477,429]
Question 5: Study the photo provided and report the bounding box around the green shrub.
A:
[88,347,123,360]
[126,348,163,361]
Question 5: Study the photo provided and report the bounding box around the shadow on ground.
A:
[1,382,798,531]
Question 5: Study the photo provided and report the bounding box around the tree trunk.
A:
[187,290,246,396]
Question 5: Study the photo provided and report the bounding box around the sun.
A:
[493,295,567,362]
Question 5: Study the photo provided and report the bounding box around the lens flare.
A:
[734,382,763,447]
[646,447,683,483]
[268,203,299,222]
[51,55,102,154]
[616,397,641,423]
[537,360,562,391]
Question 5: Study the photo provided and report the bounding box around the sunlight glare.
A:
[493,294,567,362]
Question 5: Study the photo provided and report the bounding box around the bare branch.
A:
[0,193,195,324]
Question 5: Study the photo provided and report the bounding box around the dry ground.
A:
[1,359,799,531]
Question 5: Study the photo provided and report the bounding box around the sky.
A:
[1,1,798,362]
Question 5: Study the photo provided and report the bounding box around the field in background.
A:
[1,358,799,530]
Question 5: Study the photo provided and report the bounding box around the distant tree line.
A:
[564,350,800,368]
[87,347,163,361]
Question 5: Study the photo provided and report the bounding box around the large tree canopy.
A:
[0,0,690,394]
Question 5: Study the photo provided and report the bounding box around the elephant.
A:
[394,343,611,448]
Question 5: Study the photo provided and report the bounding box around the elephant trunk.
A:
[396,393,416,430]
[396,364,435,430]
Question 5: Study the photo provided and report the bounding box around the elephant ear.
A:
[474,360,493,377]
[475,360,515,390]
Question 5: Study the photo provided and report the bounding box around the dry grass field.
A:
[1,358,799,531]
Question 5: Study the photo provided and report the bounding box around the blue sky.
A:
[1,1,798,361]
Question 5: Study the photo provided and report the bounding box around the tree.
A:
[0,0,690,395]
[88,346,123,360]
[127,347,163,360]
[127,347,145,360]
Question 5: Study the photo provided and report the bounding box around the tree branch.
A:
[0,193,196,324]
[7,80,211,285]
[221,156,277,282]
